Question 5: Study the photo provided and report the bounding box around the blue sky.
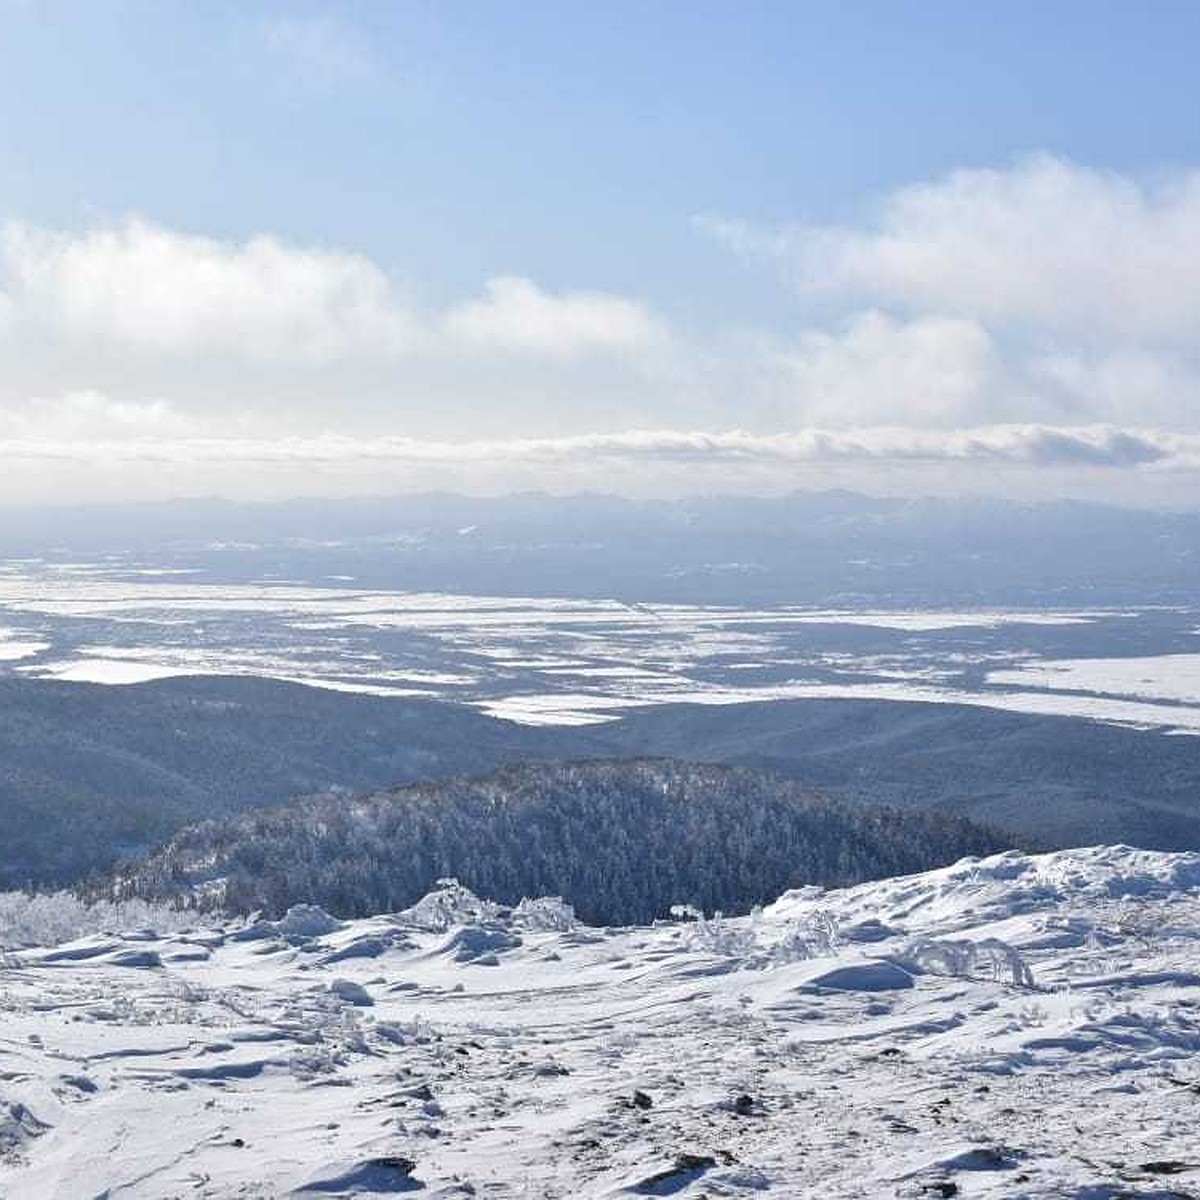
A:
[2,2,1200,502]
[5,1,1199,317]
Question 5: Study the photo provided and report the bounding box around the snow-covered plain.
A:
[989,654,1200,706]
[4,561,1200,733]
[2,847,1200,1198]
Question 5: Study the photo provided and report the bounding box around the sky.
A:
[3,1,1200,504]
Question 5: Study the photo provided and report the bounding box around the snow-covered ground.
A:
[2,847,1200,1198]
[7,561,1200,733]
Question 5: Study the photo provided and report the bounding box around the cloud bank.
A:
[4,157,1200,501]
[702,155,1200,340]
[0,422,1191,470]
[0,219,660,366]
[700,155,1200,433]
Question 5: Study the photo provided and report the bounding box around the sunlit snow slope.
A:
[2,847,1200,1197]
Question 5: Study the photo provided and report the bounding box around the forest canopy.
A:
[106,759,1016,925]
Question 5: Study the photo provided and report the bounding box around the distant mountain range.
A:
[5,674,1200,890]
[10,488,1200,604]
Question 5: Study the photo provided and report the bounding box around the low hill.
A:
[6,676,1200,889]
[597,697,1200,847]
[0,676,580,888]
[106,759,1014,924]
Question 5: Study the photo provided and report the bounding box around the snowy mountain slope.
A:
[1,847,1199,1198]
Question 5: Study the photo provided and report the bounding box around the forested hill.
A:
[107,759,1015,925]
[6,675,1200,890]
[0,676,579,888]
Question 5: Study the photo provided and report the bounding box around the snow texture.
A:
[1,847,1200,1197]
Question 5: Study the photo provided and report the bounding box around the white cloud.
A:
[6,162,1200,503]
[0,422,1189,470]
[705,156,1200,343]
[766,310,998,427]
[0,218,414,364]
[1027,346,1200,427]
[0,390,195,439]
[699,156,1200,437]
[0,218,668,379]
[444,276,665,356]
[0,219,684,454]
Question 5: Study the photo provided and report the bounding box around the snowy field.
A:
[3,561,1200,733]
[2,846,1199,1197]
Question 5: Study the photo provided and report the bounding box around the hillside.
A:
[4,845,1200,1197]
[6,676,1200,888]
[598,697,1200,847]
[0,676,580,887]
[107,759,1013,924]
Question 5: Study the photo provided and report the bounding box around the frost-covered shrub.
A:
[512,896,577,932]
[798,909,840,955]
[288,1046,346,1080]
[671,905,756,957]
[0,890,205,950]
[764,909,843,964]
[1110,898,1186,947]
[1016,1000,1050,1027]
[691,915,756,957]
[668,902,846,965]
[899,936,1035,987]
[397,878,498,932]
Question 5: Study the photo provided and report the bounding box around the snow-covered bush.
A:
[668,902,846,965]
[512,895,577,932]
[691,915,756,957]
[763,909,843,964]
[0,890,204,950]
[397,879,499,932]
[442,925,522,963]
[671,905,756,957]
[373,1016,436,1047]
[797,909,841,955]
[899,936,1035,987]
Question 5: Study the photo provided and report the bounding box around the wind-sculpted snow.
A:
[2,847,1200,1197]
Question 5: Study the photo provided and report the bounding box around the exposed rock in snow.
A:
[1,847,1200,1197]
